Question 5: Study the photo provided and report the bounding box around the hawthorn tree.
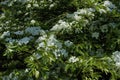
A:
[0,0,120,80]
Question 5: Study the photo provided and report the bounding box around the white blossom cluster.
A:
[14,31,24,35]
[43,9,90,35]
[25,27,45,36]
[103,0,116,11]
[64,40,73,47]
[0,27,44,45]
[67,8,95,21]
[0,31,10,39]
[5,36,34,45]
[112,51,120,67]
[93,0,116,14]
[1,0,40,8]
[50,20,71,31]
[36,34,70,58]
[69,56,79,63]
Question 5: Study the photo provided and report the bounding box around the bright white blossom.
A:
[64,40,73,47]
[18,36,33,45]
[112,51,120,67]
[74,13,82,21]
[36,34,47,42]
[37,34,68,58]
[31,20,36,24]
[0,13,5,19]
[60,49,68,57]
[104,1,116,8]
[5,38,15,44]
[53,49,68,58]
[14,31,24,35]
[77,8,95,15]
[69,56,79,63]
[67,8,95,21]
[0,31,10,38]
[27,4,31,8]
[49,3,56,9]
[50,20,70,31]
[47,34,62,48]
[37,42,45,48]
[33,3,39,7]
[103,0,116,11]
[25,27,41,36]
[67,13,82,21]
[77,9,87,15]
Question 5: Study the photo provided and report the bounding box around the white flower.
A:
[92,32,99,39]
[50,20,70,31]
[5,38,15,44]
[0,13,5,19]
[33,3,39,7]
[18,37,32,45]
[55,42,62,48]
[0,0,8,5]
[53,49,60,59]
[33,53,41,59]
[67,13,82,21]
[76,8,95,15]
[74,13,82,21]
[47,40,55,46]
[18,10,22,14]
[27,4,31,8]
[116,63,120,67]
[104,1,116,8]
[53,49,60,58]
[14,31,24,35]
[40,30,46,35]
[58,20,69,28]
[53,49,68,58]
[64,40,73,47]
[50,24,59,31]
[31,20,36,24]
[67,8,95,21]
[47,34,62,48]
[49,3,56,9]
[112,51,120,62]
[36,35,47,42]
[25,27,41,36]
[112,51,120,67]
[103,1,116,11]
[0,31,10,38]
[69,56,79,63]
[37,42,45,48]
[77,9,87,15]
[60,49,68,57]
[88,8,95,12]
[25,68,29,73]
[48,37,62,48]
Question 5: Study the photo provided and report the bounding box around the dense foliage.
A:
[0,0,120,80]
